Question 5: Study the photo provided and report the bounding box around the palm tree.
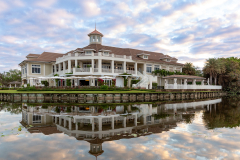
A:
[182,62,196,75]
[203,58,218,85]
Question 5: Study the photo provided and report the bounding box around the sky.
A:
[0,0,240,72]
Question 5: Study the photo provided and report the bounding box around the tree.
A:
[203,58,218,85]
[182,62,196,75]
[0,69,21,87]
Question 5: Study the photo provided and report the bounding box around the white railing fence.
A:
[165,84,222,90]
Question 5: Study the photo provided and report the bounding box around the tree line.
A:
[182,57,240,91]
[0,69,21,87]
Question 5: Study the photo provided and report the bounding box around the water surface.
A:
[1,97,240,160]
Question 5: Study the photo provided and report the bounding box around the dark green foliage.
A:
[131,80,140,86]
[152,69,186,76]
[152,83,157,87]
[55,107,60,113]
[66,79,71,86]
[100,85,109,89]
[41,81,49,86]
[66,107,71,113]
[0,69,21,86]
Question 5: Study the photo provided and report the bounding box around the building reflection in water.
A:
[21,98,222,159]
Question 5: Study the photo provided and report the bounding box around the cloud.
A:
[1,0,240,72]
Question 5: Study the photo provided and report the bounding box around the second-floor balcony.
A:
[55,67,136,75]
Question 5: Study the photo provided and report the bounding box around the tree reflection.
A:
[203,96,240,129]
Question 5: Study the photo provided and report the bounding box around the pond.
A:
[0,97,240,160]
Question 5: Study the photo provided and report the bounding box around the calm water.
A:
[1,97,240,160]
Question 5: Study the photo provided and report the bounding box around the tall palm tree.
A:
[182,62,196,75]
[203,58,218,85]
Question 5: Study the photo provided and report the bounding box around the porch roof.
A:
[162,75,206,80]
[8,81,22,84]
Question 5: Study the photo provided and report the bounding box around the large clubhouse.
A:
[19,29,221,90]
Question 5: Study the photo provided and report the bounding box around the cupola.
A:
[88,28,104,45]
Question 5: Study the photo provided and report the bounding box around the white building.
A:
[19,29,185,89]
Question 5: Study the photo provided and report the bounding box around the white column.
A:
[143,116,146,125]
[111,117,114,129]
[143,63,146,74]
[174,78,177,89]
[55,116,57,123]
[54,64,56,73]
[91,59,94,69]
[59,117,62,125]
[202,80,205,85]
[134,62,137,75]
[111,60,114,74]
[92,118,95,131]
[69,118,72,130]
[64,118,66,127]
[15,84,16,88]
[98,118,102,131]
[76,120,78,131]
[149,76,152,89]
[151,116,154,124]
[59,63,62,72]
[98,59,102,73]
[164,79,168,89]
[75,59,77,67]
[184,79,187,89]
[123,117,126,128]
[193,79,196,89]
[134,114,137,126]
[10,84,12,88]
[44,64,45,76]
[123,61,126,73]
[68,60,71,73]
[63,61,66,72]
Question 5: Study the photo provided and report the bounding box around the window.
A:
[103,51,109,55]
[166,59,170,62]
[83,63,92,68]
[154,65,160,71]
[33,115,41,124]
[97,36,100,42]
[22,68,24,74]
[85,51,92,55]
[25,64,27,74]
[32,65,41,74]
[146,64,152,73]
[143,55,148,59]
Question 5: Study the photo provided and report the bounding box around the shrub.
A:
[41,81,49,86]
[131,80,140,86]
[66,107,71,113]
[100,85,109,90]
[66,79,71,86]
[112,79,116,87]
[152,83,157,87]
[98,79,104,86]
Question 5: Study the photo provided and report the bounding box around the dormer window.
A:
[85,51,92,55]
[103,51,109,56]
[166,59,170,62]
[143,55,148,59]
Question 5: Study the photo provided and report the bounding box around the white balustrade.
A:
[165,84,222,90]
[94,68,98,72]
[75,68,90,72]
[126,70,135,74]
[114,69,124,73]
[115,55,124,58]
[102,68,112,73]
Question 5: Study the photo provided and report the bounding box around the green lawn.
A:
[0,90,152,94]
[0,90,220,94]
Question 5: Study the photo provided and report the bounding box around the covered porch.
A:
[162,75,222,90]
